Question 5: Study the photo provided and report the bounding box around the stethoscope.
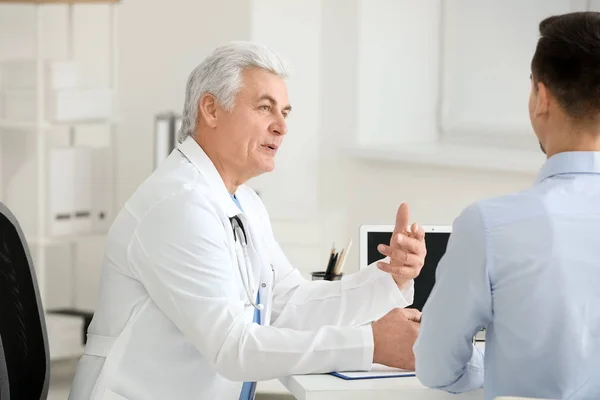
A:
[229,215,264,311]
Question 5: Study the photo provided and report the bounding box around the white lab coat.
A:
[68,136,413,400]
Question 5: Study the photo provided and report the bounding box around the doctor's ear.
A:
[199,93,219,128]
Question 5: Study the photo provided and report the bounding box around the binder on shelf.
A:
[48,146,113,237]
[154,112,182,170]
[72,147,92,234]
[90,147,113,232]
[48,148,76,236]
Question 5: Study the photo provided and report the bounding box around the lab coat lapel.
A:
[177,136,239,218]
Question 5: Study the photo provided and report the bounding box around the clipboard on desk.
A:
[330,364,415,380]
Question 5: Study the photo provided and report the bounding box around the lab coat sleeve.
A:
[413,203,491,393]
[128,190,374,382]
[254,201,412,330]
[269,240,413,330]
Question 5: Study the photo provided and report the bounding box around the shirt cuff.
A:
[360,324,375,371]
[398,279,415,306]
[373,261,414,308]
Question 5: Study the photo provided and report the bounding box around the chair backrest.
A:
[0,202,50,400]
[0,335,9,400]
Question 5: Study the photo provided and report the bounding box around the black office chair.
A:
[0,336,9,400]
[0,202,50,400]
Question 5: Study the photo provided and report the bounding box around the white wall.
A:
[357,0,440,146]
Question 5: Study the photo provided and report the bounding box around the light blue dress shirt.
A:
[414,151,600,400]
[239,292,261,400]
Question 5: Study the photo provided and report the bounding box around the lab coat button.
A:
[261,283,266,288]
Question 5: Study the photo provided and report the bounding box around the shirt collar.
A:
[177,136,241,218]
[535,151,600,184]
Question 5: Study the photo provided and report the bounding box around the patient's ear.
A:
[533,81,550,118]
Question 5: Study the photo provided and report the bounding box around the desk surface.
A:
[279,342,486,400]
[279,374,483,400]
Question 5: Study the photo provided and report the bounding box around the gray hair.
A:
[178,41,291,143]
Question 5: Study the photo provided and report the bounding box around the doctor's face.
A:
[216,68,291,179]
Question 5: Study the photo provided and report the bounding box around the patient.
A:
[414,11,600,400]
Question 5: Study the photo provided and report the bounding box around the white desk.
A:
[279,374,484,400]
[278,342,486,400]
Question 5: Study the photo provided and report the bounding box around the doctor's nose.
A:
[270,115,288,136]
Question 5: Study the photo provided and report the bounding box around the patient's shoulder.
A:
[473,187,544,231]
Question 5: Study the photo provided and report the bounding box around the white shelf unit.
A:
[0,0,120,360]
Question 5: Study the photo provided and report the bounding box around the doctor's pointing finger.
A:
[377,203,427,290]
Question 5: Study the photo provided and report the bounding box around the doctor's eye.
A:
[258,105,271,112]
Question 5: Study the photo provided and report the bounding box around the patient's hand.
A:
[372,308,421,370]
[376,203,426,289]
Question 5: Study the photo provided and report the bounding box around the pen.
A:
[328,253,338,277]
[325,242,336,275]
[333,239,352,275]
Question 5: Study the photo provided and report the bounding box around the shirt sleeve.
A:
[413,203,492,393]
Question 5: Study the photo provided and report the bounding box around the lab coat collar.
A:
[178,136,241,218]
[535,151,600,184]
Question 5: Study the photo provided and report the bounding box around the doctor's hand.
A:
[376,203,426,290]
[372,307,421,370]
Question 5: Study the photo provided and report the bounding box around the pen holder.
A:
[311,271,344,281]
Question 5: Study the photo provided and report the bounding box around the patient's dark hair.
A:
[531,12,600,121]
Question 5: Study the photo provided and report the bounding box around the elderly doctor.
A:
[68,41,426,400]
